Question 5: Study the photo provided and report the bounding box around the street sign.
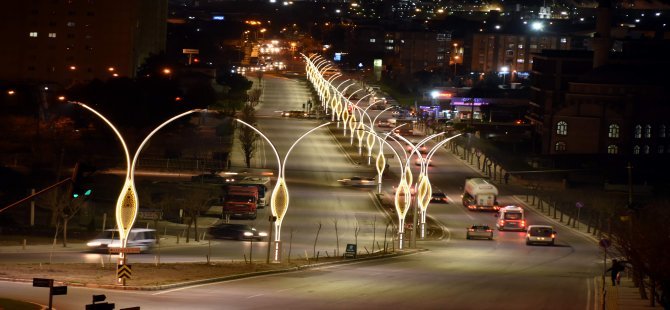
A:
[51,286,68,295]
[138,209,162,220]
[33,278,53,287]
[599,239,611,249]
[182,48,199,54]
[117,264,132,279]
[109,247,141,254]
[344,243,357,258]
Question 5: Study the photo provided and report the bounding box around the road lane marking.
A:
[247,293,264,299]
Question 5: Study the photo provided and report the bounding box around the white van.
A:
[495,205,526,231]
[525,225,556,246]
[86,228,157,253]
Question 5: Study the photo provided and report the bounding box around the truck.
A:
[222,185,258,219]
[462,178,500,212]
[234,176,270,208]
[495,205,526,231]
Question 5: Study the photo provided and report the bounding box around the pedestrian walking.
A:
[606,259,626,286]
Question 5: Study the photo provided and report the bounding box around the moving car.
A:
[208,223,267,240]
[466,225,493,240]
[525,225,556,246]
[414,156,433,166]
[282,110,307,118]
[86,228,157,253]
[337,176,376,187]
[191,173,227,184]
[431,191,448,203]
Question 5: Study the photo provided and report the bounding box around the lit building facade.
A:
[467,31,574,75]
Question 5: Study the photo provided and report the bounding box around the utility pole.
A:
[627,162,633,207]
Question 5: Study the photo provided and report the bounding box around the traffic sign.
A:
[33,278,53,287]
[344,243,357,258]
[51,286,68,295]
[109,247,141,254]
[599,239,611,249]
[138,209,162,220]
[182,48,199,54]
[117,264,132,279]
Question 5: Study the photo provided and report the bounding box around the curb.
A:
[0,249,426,291]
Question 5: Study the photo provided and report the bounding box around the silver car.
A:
[86,228,157,253]
[466,224,493,240]
[337,176,376,187]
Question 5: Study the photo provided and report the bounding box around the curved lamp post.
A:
[358,125,409,249]
[235,119,331,262]
[71,101,204,284]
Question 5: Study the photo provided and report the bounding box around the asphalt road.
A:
[0,73,602,309]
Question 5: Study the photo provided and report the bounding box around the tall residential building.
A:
[0,0,167,87]
[467,31,574,74]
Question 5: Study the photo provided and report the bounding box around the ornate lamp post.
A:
[70,101,204,284]
[235,119,331,262]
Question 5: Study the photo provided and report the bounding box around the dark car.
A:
[431,191,448,203]
[208,223,267,240]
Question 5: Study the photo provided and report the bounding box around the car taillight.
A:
[468,229,474,232]
[486,229,492,232]
[499,220,505,226]
[521,220,526,227]
[468,205,476,209]
[551,234,556,238]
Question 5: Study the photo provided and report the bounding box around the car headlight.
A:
[243,232,254,237]
[258,232,268,237]
[87,241,101,247]
[109,244,121,248]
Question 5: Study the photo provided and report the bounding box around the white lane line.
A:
[585,277,591,310]
[247,293,264,299]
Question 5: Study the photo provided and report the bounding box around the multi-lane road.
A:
[0,73,602,309]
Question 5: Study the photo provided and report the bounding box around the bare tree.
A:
[181,185,217,243]
[332,218,339,257]
[313,221,322,259]
[37,184,86,247]
[238,104,258,168]
[611,197,670,305]
[354,219,361,251]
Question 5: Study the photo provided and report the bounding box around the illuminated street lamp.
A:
[500,66,509,85]
[358,125,407,248]
[235,119,331,262]
[70,101,204,284]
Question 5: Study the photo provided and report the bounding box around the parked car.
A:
[337,176,376,187]
[86,228,157,253]
[208,223,267,240]
[431,191,448,203]
[466,225,493,240]
[525,225,556,246]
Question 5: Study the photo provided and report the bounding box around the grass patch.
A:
[0,298,42,310]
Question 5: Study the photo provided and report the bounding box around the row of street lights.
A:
[303,53,461,249]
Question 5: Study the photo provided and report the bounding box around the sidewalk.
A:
[448,144,655,310]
